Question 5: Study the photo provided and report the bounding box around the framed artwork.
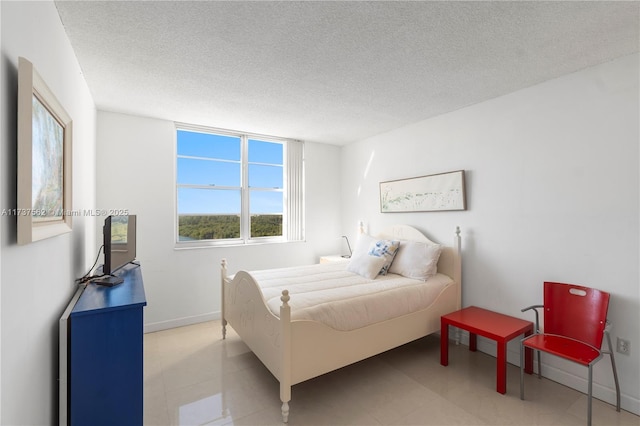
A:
[380,170,466,213]
[17,57,73,244]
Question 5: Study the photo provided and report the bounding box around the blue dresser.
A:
[68,263,146,425]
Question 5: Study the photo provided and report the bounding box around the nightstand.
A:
[319,255,351,264]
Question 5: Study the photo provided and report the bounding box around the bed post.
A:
[453,227,463,345]
[280,290,292,423]
[454,226,462,311]
[221,259,228,339]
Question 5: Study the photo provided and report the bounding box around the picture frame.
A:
[17,57,73,244]
[380,170,466,213]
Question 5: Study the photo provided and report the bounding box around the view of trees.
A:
[250,214,282,237]
[179,215,282,241]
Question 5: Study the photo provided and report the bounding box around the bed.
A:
[220,225,462,422]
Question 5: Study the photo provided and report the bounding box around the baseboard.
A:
[451,330,640,416]
[144,311,221,333]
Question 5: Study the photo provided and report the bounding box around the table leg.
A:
[524,328,533,374]
[440,320,449,366]
[497,340,507,394]
[469,333,477,352]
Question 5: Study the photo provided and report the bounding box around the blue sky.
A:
[177,130,283,215]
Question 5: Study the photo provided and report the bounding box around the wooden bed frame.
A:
[220,225,462,422]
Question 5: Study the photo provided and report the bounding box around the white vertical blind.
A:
[286,140,304,241]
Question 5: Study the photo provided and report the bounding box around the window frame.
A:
[175,123,298,247]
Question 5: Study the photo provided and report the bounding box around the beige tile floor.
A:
[144,321,639,426]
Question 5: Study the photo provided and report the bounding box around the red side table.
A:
[441,306,534,394]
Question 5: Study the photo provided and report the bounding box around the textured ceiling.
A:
[54,1,639,145]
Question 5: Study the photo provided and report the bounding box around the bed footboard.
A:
[221,259,292,422]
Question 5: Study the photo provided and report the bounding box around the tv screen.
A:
[103,215,137,276]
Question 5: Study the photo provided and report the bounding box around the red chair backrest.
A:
[543,282,610,349]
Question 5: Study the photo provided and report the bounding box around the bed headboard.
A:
[376,225,462,302]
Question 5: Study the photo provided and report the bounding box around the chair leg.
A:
[520,341,525,400]
[537,350,541,379]
[605,332,621,412]
[587,365,593,426]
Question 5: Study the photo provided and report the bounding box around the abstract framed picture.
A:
[17,57,73,244]
[380,170,466,213]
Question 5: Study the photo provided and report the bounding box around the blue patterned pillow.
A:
[368,239,400,275]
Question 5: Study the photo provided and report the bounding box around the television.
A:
[94,215,137,286]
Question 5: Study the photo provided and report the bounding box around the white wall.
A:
[96,111,343,331]
[0,1,97,424]
[3,2,634,421]
[340,54,640,414]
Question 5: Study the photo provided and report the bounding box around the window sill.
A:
[174,238,304,250]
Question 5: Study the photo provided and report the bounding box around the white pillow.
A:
[346,253,387,280]
[347,234,400,278]
[351,233,376,258]
[388,240,442,281]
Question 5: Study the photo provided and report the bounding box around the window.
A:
[176,124,304,245]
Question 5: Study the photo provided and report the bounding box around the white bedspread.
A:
[246,262,453,331]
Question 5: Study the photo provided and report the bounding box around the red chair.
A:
[520,282,620,426]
